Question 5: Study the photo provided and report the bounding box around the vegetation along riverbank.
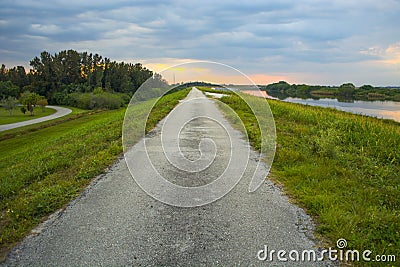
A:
[199,87,399,265]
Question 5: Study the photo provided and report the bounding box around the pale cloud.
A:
[31,24,62,34]
[360,42,400,65]
[383,43,400,65]
[102,23,154,39]
[0,20,9,26]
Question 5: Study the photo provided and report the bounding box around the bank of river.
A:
[283,97,400,122]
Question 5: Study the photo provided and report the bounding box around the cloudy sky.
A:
[0,0,399,85]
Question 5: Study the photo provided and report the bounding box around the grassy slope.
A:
[0,106,89,142]
[0,89,190,259]
[0,107,57,125]
[217,94,399,263]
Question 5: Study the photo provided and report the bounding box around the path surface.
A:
[0,106,72,132]
[3,89,332,266]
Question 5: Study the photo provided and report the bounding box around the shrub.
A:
[65,92,126,110]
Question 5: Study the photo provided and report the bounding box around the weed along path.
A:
[3,89,331,266]
[0,106,72,132]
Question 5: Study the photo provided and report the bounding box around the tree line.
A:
[263,81,400,101]
[0,50,168,112]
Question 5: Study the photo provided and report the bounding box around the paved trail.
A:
[3,89,332,266]
[0,106,72,132]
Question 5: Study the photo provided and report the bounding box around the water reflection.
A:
[283,97,400,122]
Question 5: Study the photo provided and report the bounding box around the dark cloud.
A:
[0,0,399,84]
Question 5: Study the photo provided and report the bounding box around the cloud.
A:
[361,42,400,65]
[384,43,400,65]
[0,0,399,85]
[31,24,62,35]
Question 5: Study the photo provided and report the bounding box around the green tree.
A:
[89,53,104,89]
[5,50,160,105]
[359,85,374,91]
[7,66,29,88]
[37,96,48,112]
[93,87,103,95]
[0,81,20,98]
[1,96,19,116]
[0,64,7,82]
[30,51,54,96]
[265,81,291,92]
[19,91,40,116]
[338,83,355,97]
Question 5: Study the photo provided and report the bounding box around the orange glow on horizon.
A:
[246,74,291,85]
[142,60,292,85]
[360,42,400,65]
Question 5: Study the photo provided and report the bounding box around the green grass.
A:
[217,94,399,266]
[0,106,88,141]
[0,89,190,260]
[0,107,57,125]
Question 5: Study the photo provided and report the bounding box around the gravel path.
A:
[3,89,333,266]
[0,106,72,132]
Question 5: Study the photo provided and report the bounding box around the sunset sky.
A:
[1,0,399,86]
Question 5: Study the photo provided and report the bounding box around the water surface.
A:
[283,97,400,122]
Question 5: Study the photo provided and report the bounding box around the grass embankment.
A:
[0,89,190,260]
[0,106,88,142]
[218,93,399,264]
[0,107,57,125]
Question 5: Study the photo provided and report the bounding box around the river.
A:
[283,97,400,123]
